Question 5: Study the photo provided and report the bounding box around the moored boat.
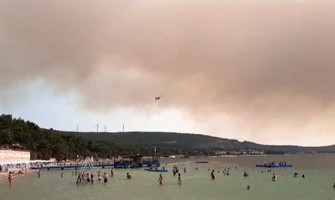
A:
[196,161,209,164]
[144,168,169,172]
[256,163,293,168]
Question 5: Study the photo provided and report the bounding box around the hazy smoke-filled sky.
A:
[1,0,335,146]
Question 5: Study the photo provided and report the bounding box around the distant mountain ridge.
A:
[61,131,335,154]
[1,113,335,162]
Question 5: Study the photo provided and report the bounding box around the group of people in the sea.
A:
[6,162,335,191]
[207,166,313,190]
[75,169,113,184]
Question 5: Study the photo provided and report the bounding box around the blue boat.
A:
[256,164,293,168]
[144,168,169,173]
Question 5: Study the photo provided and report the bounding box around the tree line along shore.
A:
[1,114,335,162]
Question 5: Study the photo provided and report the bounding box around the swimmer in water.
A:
[127,172,132,179]
[158,174,164,185]
[302,174,305,178]
[247,185,250,190]
[272,173,277,182]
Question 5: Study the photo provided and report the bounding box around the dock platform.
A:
[31,162,160,170]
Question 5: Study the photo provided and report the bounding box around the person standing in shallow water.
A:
[8,172,12,186]
[211,170,215,180]
[178,173,181,184]
[76,173,82,183]
[158,174,164,185]
[98,171,101,181]
[103,172,108,183]
[38,170,41,178]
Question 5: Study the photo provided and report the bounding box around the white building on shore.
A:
[0,149,31,172]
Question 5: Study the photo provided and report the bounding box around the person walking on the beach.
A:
[61,171,64,178]
[8,172,12,186]
[158,174,164,185]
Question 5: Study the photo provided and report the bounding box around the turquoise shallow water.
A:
[1,154,335,200]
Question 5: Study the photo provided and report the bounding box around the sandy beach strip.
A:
[0,172,8,184]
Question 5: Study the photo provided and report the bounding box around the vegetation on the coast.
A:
[1,114,335,161]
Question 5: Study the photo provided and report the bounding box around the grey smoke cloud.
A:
[1,0,335,143]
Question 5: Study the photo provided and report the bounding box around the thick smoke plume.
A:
[1,0,335,144]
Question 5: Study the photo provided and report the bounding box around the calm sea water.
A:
[1,154,335,200]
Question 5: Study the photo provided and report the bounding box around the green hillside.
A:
[1,114,335,161]
[61,131,335,154]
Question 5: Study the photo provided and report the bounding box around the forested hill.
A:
[1,114,335,161]
[61,131,335,154]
